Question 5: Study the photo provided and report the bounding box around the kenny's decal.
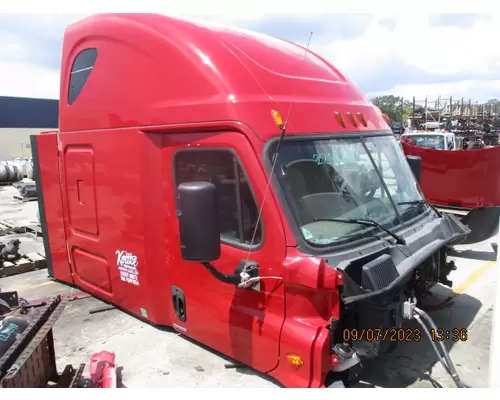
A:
[115,250,140,286]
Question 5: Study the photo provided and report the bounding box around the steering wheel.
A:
[359,170,382,198]
[337,172,391,220]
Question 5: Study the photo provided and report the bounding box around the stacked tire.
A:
[0,162,24,183]
[0,158,34,183]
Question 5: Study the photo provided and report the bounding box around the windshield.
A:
[402,134,445,150]
[269,134,428,246]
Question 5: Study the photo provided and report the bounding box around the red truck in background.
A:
[30,13,471,388]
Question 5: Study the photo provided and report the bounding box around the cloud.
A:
[304,13,500,101]
[0,61,60,99]
[313,14,499,79]
[244,14,372,44]
[0,13,499,103]
[428,13,493,29]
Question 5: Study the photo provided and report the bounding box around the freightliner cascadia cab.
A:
[31,13,470,388]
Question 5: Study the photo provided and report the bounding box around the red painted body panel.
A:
[36,132,72,283]
[36,13,390,388]
[58,13,389,137]
[401,142,500,208]
[268,251,341,387]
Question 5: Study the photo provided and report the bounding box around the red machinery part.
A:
[89,351,117,388]
[101,365,117,388]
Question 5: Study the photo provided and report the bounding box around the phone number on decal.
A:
[343,328,422,342]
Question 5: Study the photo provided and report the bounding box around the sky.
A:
[0,12,499,105]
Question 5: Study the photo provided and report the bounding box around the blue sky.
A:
[0,13,499,105]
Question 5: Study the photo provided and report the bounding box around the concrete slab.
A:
[1,272,278,388]
[0,183,39,225]
[0,183,45,257]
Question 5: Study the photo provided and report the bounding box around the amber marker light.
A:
[287,353,304,368]
[271,110,284,129]
[357,112,368,127]
[334,112,346,127]
[346,112,358,127]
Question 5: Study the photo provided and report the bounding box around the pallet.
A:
[0,221,26,236]
[0,222,16,236]
[0,252,47,278]
[26,225,43,238]
[0,220,42,238]
[13,195,38,202]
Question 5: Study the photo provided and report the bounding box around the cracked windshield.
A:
[273,135,427,245]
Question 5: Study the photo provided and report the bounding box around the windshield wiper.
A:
[313,217,407,245]
[398,200,427,206]
[398,199,441,216]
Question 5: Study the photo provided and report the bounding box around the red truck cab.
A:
[31,13,469,388]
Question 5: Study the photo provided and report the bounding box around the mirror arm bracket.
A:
[201,262,241,285]
[200,260,260,289]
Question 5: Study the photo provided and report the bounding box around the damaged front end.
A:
[265,132,472,385]
[325,212,470,378]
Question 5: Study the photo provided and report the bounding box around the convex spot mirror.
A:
[177,181,221,263]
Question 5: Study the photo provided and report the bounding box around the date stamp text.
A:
[342,328,468,342]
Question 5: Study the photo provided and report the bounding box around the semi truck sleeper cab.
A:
[32,13,470,388]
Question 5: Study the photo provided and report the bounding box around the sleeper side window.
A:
[174,150,263,246]
[68,48,98,105]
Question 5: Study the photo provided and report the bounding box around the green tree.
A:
[370,95,412,122]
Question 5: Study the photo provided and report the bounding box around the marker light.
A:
[287,353,304,367]
[357,112,368,127]
[346,112,358,127]
[334,112,346,128]
[271,110,284,129]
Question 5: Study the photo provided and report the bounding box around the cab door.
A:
[166,131,287,373]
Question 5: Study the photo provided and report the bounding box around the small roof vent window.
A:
[68,48,98,105]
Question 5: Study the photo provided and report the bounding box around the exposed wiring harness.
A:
[238,276,283,289]
[405,300,472,388]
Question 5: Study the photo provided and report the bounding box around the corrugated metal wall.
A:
[0,96,58,160]
[0,96,59,129]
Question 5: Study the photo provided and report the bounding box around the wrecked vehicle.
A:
[31,13,471,388]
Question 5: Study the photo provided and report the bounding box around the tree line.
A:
[370,95,500,123]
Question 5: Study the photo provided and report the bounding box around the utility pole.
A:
[424,96,428,127]
[412,96,416,129]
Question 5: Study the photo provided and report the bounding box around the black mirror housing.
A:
[177,181,221,262]
[406,155,422,184]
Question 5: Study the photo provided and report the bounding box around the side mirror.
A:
[177,181,221,262]
[406,155,422,184]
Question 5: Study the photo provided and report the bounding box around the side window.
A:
[175,150,263,246]
[68,48,98,105]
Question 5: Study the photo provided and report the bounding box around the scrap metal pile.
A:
[0,290,123,388]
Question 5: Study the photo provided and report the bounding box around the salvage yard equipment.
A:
[0,244,46,278]
[0,291,121,388]
[31,13,473,388]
